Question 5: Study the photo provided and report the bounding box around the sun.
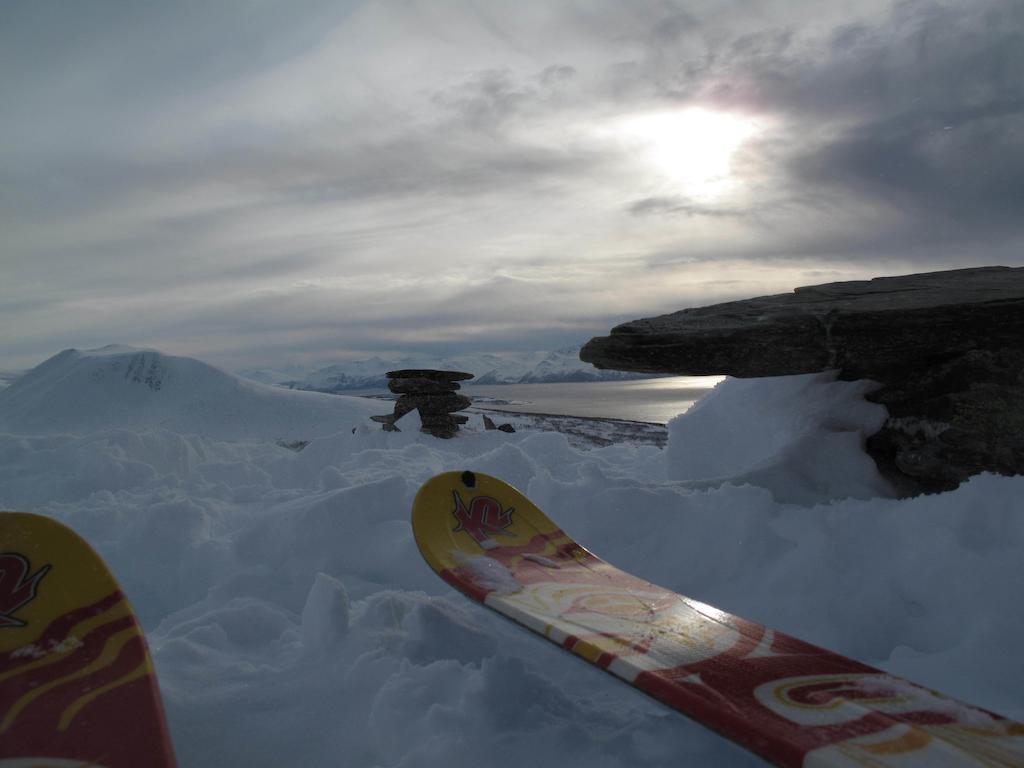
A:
[613,108,759,199]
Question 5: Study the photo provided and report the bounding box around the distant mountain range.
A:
[240,347,660,392]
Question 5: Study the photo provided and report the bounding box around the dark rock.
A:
[497,423,516,433]
[580,266,1024,494]
[419,414,469,427]
[482,414,497,430]
[393,400,416,419]
[418,414,461,438]
[419,414,460,427]
[865,348,1024,493]
[396,393,472,413]
[276,439,310,452]
[370,398,414,431]
[374,369,475,438]
[370,414,401,432]
[388,377,461,395]
[386,369,473,381]
[581,266,1024,380]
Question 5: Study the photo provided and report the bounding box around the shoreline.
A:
[353,393,671,449]
[340,375,710,426]
[467,406,668,449]
[472,404,666,428]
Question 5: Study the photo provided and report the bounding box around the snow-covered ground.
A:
[1,347,1021,767]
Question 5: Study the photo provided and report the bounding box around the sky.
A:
[2,0,1023,372]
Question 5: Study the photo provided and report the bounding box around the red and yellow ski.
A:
[0,511,177,767]
[413,471,1024,767]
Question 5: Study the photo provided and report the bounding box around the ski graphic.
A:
[412,471,1024,767]
[0,511,177,768]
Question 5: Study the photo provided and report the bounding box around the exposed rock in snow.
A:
[581,267,1024,379]
[582,266,1024,494]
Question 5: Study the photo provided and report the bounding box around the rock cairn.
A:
[581,266,1024,495]
[371,369,474,438]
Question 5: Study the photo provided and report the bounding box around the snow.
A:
[0,346,381,440]
[666,371,893,503]
[0,369,23,391]
[1,346,1021,767]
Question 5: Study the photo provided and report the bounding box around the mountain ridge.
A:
[245,346,663,392]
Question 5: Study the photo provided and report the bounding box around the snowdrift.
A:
[0,348,1020,767]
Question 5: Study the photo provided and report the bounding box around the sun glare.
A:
[614,108,759,199]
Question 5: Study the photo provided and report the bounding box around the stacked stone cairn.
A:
[371,369,474,438]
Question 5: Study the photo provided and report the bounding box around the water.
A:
[463,376,722,424]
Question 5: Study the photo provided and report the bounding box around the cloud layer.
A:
[2,0,1021,369]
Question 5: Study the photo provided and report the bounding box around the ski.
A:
[0,511,177,767]
[412,471,1024,767]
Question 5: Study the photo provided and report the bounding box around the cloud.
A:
[627,196,748,217]
[2,0,1023,370]
[653,0,1024,246]
[791,105,1024,238]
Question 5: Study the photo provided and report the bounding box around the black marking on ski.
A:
[0,553,52,629]
[461,470,476,488]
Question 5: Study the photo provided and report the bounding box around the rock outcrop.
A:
[581,266,1024,494]
[372,369,474,438]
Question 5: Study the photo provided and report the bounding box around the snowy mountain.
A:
[251,346,661,391]
[236,363,313,386]
[513,347,654,383]
[0,345,380,440]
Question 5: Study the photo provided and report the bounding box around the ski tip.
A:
[411,471,567,589]
[0,511,178,767]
